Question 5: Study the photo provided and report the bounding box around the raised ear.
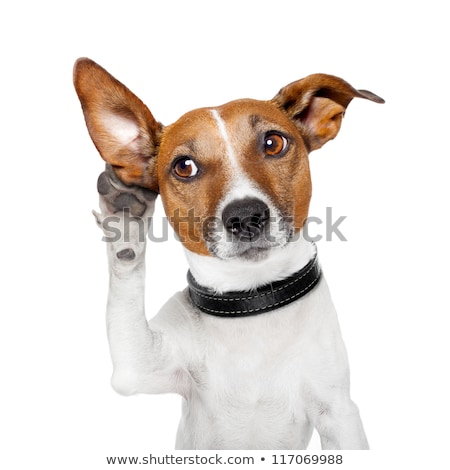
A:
[272,74,384,152]
[73,58,162,190]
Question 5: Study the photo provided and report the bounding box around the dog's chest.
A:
[205,331,307,417]
[185,305,315,447]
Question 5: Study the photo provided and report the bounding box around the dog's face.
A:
[74,58,383,260]
[157,100,311,259]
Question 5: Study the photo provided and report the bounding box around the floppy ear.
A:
[272,74,384,152]
[73,58,162,191]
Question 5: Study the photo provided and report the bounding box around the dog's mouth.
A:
[205,215,293,261]
[206,233,290,261]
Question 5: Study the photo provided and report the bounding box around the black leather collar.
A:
[187,252,321,317]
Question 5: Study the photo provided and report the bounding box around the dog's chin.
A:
[233,246,272,262]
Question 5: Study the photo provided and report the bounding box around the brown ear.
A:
[272,74,384,152]
[73,58,162,190]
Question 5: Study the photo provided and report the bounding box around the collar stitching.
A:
[196,272,321,315]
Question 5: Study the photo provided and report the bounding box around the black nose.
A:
[222,198,270,240]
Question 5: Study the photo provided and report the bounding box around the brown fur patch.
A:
[157,109,233,255]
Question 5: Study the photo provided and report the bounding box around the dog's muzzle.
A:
[205,197,291,260]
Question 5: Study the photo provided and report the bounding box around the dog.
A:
[74,58,383,450]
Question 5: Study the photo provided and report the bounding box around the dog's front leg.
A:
[94,166,184,397]
[315,396,369,450]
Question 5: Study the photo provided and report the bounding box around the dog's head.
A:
[74,58,383,261]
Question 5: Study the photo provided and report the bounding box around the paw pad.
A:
[116,248,136,260]
[97,165,157,217]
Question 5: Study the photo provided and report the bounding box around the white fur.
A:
[211,109,238,170]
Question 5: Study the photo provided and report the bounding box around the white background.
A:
[1,1,449,468]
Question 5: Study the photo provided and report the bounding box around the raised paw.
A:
[97,164,157,217]
[93,165,158,265]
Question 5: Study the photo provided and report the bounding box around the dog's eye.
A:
[172,157,199,179]
[264,133,288,157]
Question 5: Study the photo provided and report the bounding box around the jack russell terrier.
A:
[73,58,383,450]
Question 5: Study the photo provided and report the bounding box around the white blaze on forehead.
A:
[209,108,266,202]
[210,109,240,172]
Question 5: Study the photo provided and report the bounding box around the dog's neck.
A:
[184,231,316,294]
